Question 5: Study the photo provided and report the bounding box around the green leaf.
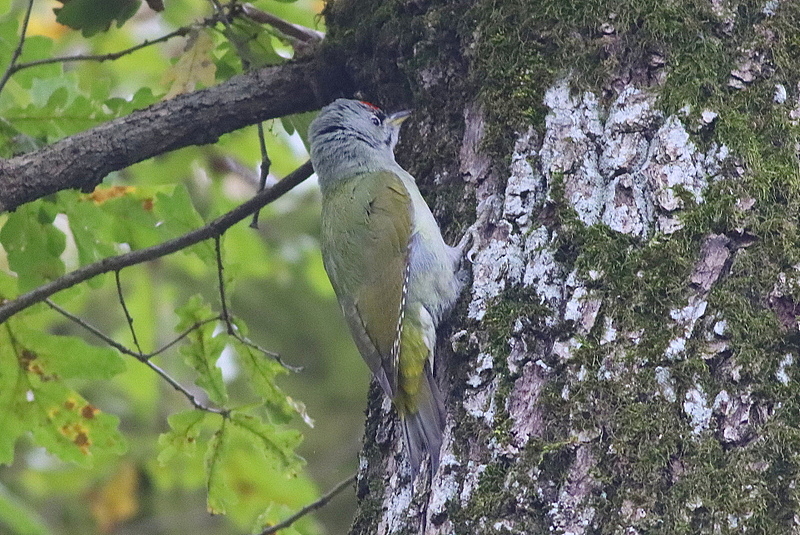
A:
[0,201,66,293]
[280,111,315,149]
[157,409,210,464]
[163,29,217,99]
[14,324,126,380]
[222,19,283,69]
[176,295,227,405]
[0,335,23,465]
[0,269,18,302]
[0,482,51,535]
[153,187,215,263]
[53,0,142,37]
[27,379,127,467]
[59,192,118,277]
[0,118,44,157]
[0,324,127,467]
[232,337,298,424]
[205,420,237,515]
[229,412,303,475]
[104,87,158,116]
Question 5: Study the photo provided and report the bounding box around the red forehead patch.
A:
[360,101,382,112]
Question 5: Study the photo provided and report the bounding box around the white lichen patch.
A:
[713,319,728,336]
[776,354,794,385]
[599,316,617,345]
[541,81,604,226]
[377,470,413,534]
[468,219,525,320]
[463,376,498,423]
[503,127,543,232]
[458,461,487,503]
[646,116,707,211]
[538,83,729,239]
[655,366,677,403]
[467,352,494,388]
[522,227,564,311]
[428,454,460,519]
[563,285,601,334]
[666,296,708,359]
[684,385,712,435]
[552,337,583,361]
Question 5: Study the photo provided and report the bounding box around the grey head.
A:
[309,98,410,188]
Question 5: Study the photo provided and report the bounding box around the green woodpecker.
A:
[309,99,462,475]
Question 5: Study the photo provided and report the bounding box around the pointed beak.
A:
[387,110,411,126]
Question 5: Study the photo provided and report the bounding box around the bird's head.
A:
[309,99,411,185]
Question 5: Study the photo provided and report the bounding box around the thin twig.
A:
[250,122,272,228]
[115,270,143,354]
[44,299,227,414]
[241,3,324,45]
[0,161,314,324]
[147,360,228,415]
[258,474,356,535]
[213,234,300,371]
[46,299,138,356]
[0,0,35,95]
[231,332,303,373]
[208,0,252,71]
[8,26,193,72]
[145,316,223,358]
[214,235,233,333]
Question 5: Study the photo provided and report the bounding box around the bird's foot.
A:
[456,227,479,264]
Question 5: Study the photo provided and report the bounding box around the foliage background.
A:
[0,0,367,533]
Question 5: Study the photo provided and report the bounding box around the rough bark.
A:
[0,58,347,213]
[326,0,800,533]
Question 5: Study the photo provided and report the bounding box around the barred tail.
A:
[401,363,446,476]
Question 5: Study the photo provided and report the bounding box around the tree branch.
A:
[241,3,324,45]
[258,474,356,535]
[0,57,346,212]
[0,0,34,94]
[8,25,194,71]
[0,161,314,324]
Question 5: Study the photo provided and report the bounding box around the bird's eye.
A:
[370,115,381,126]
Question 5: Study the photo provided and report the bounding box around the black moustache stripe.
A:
[315,125,347,136]
[317,126,382,150]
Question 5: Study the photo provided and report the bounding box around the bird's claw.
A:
[456,227,479,265]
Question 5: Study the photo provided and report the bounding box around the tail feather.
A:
[401,364,446,476]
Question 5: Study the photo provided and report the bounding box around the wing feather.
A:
[320,170,413,398]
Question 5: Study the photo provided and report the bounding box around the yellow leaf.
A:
[162,29,217,99]
[84,185,136,204]
[89,462,140,533]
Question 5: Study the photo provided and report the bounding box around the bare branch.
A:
[241,3,324,45]
[214,235,233,332]
[0,161,314,324]
[44,299,227,414]
[231,331,303,373]
[0,0,35,94]
[8,25,195,72]
[212,233,300,371]
[115,270,143,354]
[0,57,345,212]
[250,122,272,228]
[258,474,356,535]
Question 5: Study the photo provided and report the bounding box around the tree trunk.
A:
[324,0,800,533]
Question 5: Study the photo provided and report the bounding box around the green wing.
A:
[320,170,413,398]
